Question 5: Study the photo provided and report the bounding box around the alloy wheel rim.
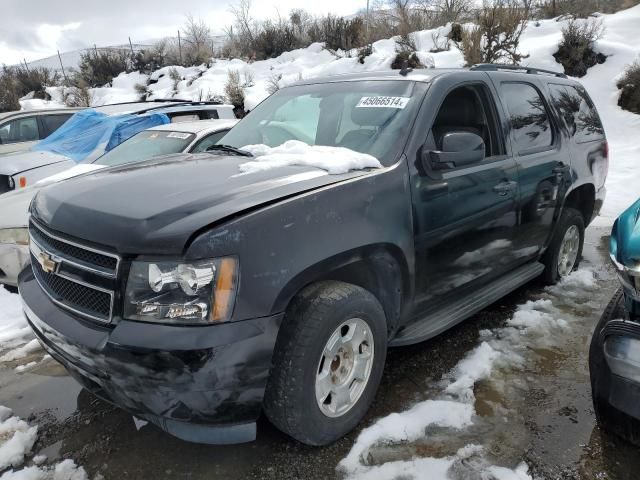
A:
[315,318,374,418]
[557,225,580,277]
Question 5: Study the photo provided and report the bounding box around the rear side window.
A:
[548,84,604,143]
[501,83,553,154]
[41,114,72,137]
[0,116,39,144]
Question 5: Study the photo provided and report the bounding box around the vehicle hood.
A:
[611,198,640,268]
[0,150,70,176]
[31,153,375,255]
[0,164,107,230]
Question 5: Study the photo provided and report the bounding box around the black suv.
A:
[19,65,607,446]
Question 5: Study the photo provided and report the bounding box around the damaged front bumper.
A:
[19,267,283,444]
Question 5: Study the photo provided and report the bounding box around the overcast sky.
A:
[0,0,366,65]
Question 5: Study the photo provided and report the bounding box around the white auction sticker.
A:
[167,132,192,139]
[356,96,410,109]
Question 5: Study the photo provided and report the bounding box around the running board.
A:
[390,262,545,347]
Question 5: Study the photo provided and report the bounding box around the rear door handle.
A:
[492,180,517,195]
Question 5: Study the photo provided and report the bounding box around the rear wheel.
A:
[264,281,387,445]
[542,207,585,284]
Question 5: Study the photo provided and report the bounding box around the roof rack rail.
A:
[469,63,567,79]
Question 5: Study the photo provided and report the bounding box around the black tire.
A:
[542,207,585,284]
[589,288,640,445]
[263,281,387,446]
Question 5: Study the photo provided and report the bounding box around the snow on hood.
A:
[238,140,382,175]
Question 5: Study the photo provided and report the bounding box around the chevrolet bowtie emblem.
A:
[38,252,59,274]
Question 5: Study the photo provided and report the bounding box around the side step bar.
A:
[390,262,545,347]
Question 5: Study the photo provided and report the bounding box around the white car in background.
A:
[0,101,236,195]
[0,108,82,155]
[0,118,238,287]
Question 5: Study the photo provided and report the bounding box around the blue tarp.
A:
[32,109,170,162]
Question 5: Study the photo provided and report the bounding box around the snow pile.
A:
[338,269,599,480]
[238,140,382,175]
[0,407,37,471]
[0,287,38,366]
[0,407,88,480]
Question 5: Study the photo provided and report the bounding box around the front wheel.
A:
[542,207,585,284]
[264,281,387,445]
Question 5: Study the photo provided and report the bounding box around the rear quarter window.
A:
[548,84,604,143]
[501,82,553,155]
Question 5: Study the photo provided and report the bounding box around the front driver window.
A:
[431,84,503,158]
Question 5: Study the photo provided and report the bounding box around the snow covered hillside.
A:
[34,5,639,222]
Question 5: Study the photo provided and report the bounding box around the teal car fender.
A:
[610,198,640,316]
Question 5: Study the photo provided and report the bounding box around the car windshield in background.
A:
[220,80,420,165]
[93,130,195,167]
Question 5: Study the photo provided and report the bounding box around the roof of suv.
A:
[293,64,570,87]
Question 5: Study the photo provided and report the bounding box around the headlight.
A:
[124,257,238,324]
[605,335,640,384]
[0,228,29,245]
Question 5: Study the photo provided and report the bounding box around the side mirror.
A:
[425,132,485,171]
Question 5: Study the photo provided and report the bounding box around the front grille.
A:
[29,220,120,323]
[32,254,112,321]
[29,221,118,274]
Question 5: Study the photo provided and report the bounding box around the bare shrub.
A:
[448,22,463,42]
[224,69,246,117]
[0,67,20,112]
[357,44,374,64]
[455,0,530,66]
[308,15,367,52]
[417,0,474,25]
[617,60,640,114]
[182,15,213,65]
[78,49,130,87]
[266,74,282,94]
[253,19,300,59]
[553,18,605,77]
[63,81,93,107]
[391,51,424,70]
[134,82,149,101]
[0,65,61,112]
[537,0,600,18]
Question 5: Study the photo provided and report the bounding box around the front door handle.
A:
[492,180,517,195]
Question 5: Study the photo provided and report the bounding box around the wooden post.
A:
[57,50,68,82]
[177,30,183,65]
[23,59,30,73]
[128,37,135,56]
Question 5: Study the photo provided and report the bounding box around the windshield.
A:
[93,130,195,167]
[221,80,421,165]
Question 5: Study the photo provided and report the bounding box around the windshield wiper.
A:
[205,144,253,157]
